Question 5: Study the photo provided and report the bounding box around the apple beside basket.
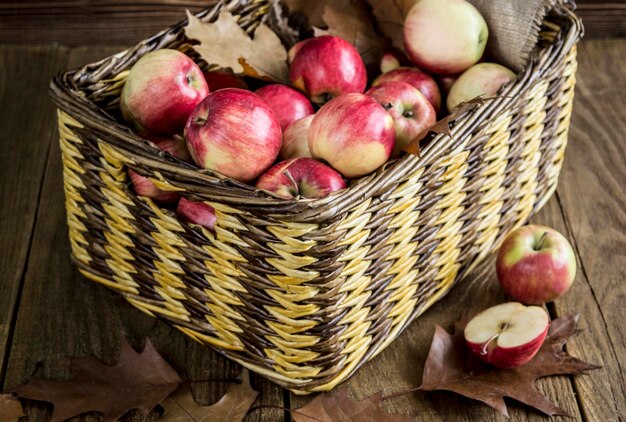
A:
[49,0,583,394]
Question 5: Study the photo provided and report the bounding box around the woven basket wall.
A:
[50,0,583,393]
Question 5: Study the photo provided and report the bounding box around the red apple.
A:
[128,134,191,203]
[366,82,436,156]
[141,133,192,163]
[447,63,516,111]
[256,158,346,200]
[380,52,401,74]
[256,84,314,131]
[403,0,488,75]
[176,197,216,231]
[121,49,209,135]
[373,67,442,114]
[308,93,395,178]
[464,302,550,368]
[496,225,576,305]
[184,88,282,183]
[437,74,459,96]
[203,70,248,91]
[128,170,179,203]
[280,115,314,160]
[289,35,367,105]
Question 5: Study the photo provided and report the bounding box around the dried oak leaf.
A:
[281,0,328,27]
[418,315,600,417]
[364,0,415,52]
[161,370,258,422]
[403,97,487,156]
[313,1,387,68]
[11,340,181,422]
[0,394,24,422]
[293,386,413,422]
[184,10,289,83]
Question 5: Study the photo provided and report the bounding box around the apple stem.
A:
[536,231,548,250]
[480,328,505,356]
[283,170,300,197]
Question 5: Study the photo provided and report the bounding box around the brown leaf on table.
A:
[0,394,24,422]
[402,97,487,156]
[292,385,413,422]
[184,10,289,83]
[313,1,387,68]
[161,369,258,422]
[364,0,415,52]
[11,340,181,422]
[418,315,601,417]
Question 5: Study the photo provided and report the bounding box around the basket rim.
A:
[49,0,583,221]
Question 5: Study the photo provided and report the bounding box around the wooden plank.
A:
[0,1,214,47]
[2,45,284,421]
[548,38,626,421]
[0,45,69,382]
[0,0,622,46]
[289,249,582,421]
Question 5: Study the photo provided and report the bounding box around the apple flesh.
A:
[280,115,314,160]
[256,84,314,131]
[176,197,216,231]
[403,0,488,75]
[464,302,550,368]
[256,158,346,200]
[447,63,516,111]
[496,225,576,305]
[121,49,209,135]
[373,67,442,114]
[308,93,395,179]
[366,82,436,156]
[289,35,367,105]
[184,88,282,183]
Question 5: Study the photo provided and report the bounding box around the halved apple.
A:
[464,302,550,368]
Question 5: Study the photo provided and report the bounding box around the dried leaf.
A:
[161,370,258,422]
[402,96,487,156]
[11,340,181,422]
[312,1,387,68]
[184,10,289,82]
[0,394,24,422]
[364,0,415,52]
[293,386,413,422]
[418,315,601,417]
[281,0,328,27]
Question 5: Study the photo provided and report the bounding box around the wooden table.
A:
[1,24,625,422]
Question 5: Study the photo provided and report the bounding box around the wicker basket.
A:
[50,0,582,394]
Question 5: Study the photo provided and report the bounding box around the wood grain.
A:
[551,39,626,421]
[0,0,622,46]
[289,252,582,421]
[0,45,69,384]
[1,46,283,422]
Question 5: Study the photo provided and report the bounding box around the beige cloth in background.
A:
[468,0,558,73]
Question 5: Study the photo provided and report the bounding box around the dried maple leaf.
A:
[312,1,387,68]
[11,340,181,422]
[364,0,415,52]
[293,386,413,422]
[184,10,289,83]
[0,394,24,422]
[402,96,487,156]
[418,315,600,417]
[161,370,258,422]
